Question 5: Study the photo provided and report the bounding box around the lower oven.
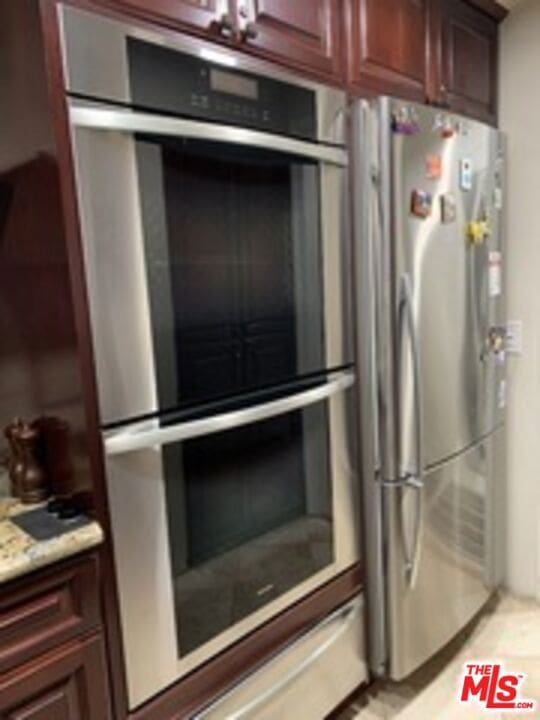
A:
[59,4,362,709]
[104,369,359,707]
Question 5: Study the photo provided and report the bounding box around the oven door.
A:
[68,100,351,427]
[103,369,359,709]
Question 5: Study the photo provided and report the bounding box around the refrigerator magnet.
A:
[440,192,457,224]
[459,159,473,191]
[392,117,420,135]
[411,189,433,219]
[497,379,507,410]
[488,251,502,297]
[441,124,455,139]
[426,154,442,179]
[392,106,420,135]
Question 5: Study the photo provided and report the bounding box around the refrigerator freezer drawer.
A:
[385,431,502,680]
[195,595,367,720]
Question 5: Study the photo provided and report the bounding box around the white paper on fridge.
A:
[488,251,502,297]
[498,379,507,410]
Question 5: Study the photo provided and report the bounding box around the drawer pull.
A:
[194,600,359,719]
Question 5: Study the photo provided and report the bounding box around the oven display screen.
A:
[210,68,258,100]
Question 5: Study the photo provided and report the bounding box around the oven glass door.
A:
[70,103,350,427]
[104,370,358,708]
[139,138,325,412]
[166,396,334,656]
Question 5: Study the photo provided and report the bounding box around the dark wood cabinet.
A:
[0,555,110,720]
[440,0,499,123]
[345,0,505,123]
[240,0,343,81]
[0,634,110,720]
[0,555,101,674]
[345,0,429,101]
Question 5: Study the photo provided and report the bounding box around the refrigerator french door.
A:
[354,97,505,679]
[61,5,361,710]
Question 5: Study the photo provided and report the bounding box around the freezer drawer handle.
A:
[399,273,424,589]
[104,370,355,456]
[193,600,359,720]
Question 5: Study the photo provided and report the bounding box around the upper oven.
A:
[61,5,351,428]
[60,5,358,711]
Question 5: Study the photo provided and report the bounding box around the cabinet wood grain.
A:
[102,0,232,38]
[346,0,428,101]
[241,0,343,82]
[0,634,111,720]
[441,0,498,123]
[0,555,101,674]
[345,0,503,123]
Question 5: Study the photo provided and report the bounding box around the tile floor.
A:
[338,592,540,719]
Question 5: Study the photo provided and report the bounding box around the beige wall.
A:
[499,0,540,598]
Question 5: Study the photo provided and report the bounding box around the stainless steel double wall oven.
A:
[60,5,361,709]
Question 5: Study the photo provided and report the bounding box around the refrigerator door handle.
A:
[369,162,382,475]
[398,272,424,589]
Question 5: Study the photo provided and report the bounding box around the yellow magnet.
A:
[467,220,491,245]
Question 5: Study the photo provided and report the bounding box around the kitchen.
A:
[0,0,537,718]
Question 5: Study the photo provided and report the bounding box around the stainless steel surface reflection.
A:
[386,436,494,679]
[391,101,504,472]
[353,97,506,681]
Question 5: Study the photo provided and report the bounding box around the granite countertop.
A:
[0,472,104,584]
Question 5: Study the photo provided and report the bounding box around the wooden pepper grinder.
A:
[17,422,49,504]
[32,417,73,501]
[3,418,24,498]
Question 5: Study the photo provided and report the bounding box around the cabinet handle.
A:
[440,84,449,105]
[242,21,259,41]
[217,12,235,38]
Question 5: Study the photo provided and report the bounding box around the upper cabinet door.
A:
[440,0,498,123]
[109,0,234,39]
[237,0,343,82]
[345,0,428,101]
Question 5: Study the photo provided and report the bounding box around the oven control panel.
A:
[127,39,317,142]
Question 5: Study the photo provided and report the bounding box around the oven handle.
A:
[69,101,348,167]
[104,370,355,456]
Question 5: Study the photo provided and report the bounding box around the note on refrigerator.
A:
[488,251,502,297]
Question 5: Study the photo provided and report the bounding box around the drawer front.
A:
[0,633,111,720]
[0,554,101,673]
[194,595,367,720]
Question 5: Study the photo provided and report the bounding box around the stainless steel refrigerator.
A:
[352,97,506,680]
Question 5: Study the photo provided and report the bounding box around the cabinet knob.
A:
[217,12,235,38]
[242,21,259,41]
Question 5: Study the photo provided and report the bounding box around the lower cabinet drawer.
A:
[0,633,111,720]
[194,595,367,720]
[0,554,101,673]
